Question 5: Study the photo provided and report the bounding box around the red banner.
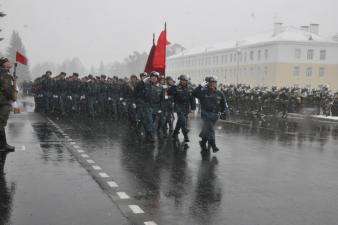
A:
[152,30,170,75]
[16,51,28,65]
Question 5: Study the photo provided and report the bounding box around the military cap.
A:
[150,71,160,77]
[0,57,9,67]
[208,76,217,82]
[140,72,148,78]
[178,74,189,81]
[73,72,79,77]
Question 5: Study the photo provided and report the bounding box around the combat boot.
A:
[146,132,155,143]
[183,132,190,142]
[171,130,179,140]
[209,140,219,153]
[199,138,207,151]
[0,128,14,152]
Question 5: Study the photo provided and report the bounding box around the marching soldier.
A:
[141,71,164,142]
[193,76,228,153]
[168,74,196,142]
[0,58,16,152]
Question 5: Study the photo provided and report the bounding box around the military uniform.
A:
[168,75,196,142]
[0,58,16,152]
[193,77,227,153]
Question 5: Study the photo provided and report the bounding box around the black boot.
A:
[199,138,207,152]
[146,132,155,143]
[171,130,179,140]
[209,140,219,153]
[0,128,14,152]
[0,128,15,152]
[183,133,190,142]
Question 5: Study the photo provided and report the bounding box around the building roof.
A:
[168,26,337,59]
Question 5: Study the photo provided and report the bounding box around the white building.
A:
[167,23,338,90]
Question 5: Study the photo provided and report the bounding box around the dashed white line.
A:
[128,205,144,214]
[144,222,158,225]
[99,173,109,178]
[64,136,69,138]
[21,145,26,151]
[92,165,102,170]
[81,154,89,158]
[77,150,84,153]
[116,192,130,199]
[86,159,95,164]
[70,142,76,145]
[107,181,118,187]
[73,145,80,149]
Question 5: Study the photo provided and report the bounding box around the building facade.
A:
[167,23,338,90]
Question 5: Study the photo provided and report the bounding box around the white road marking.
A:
[107,181,118,187]
[70,142,76,145]
[144,222,158,225]
[64,136,69,138]
[99,173,109,178]
[86,159,95,164]
[81,154,89,158]
[77,150,84,153]
[116,192,130,199]
[21,145,26,151]
[73,145,80,149]
[92,165,102,170]
[129,205,144,214]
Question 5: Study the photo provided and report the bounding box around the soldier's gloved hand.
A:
[122,101,126,106]
[120,98,124,101]
[200,81,208,87]
[219,112,227,120]
[162,84,168,89]
[108,97,112,101]
[158,110,162,114]
[132,103,136,109]
[165,95,169,99]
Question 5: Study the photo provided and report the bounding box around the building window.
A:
[320,50,326,60]
[239,52,242,62]
[230,54,233,63]
[293,66,300,76]
[264,49,269,60]
[234,53,237,63]
[319,67,325,77]
[244,52,247,62]
[257,50,261,61]
[295,49,301,59]
[306,67,312,77]
[307,49,314,60]
[250,51,254,61]
[225,55,228,64]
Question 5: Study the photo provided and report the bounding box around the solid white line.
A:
[144,222,158,225]
[128,205,144,214]
[107,181,118,188]
[99,173,109,178]
[81,154,89,158]
[92,165,102,170]
[86,159,95,164]
[77,150,84,153]
[116,192,130,199]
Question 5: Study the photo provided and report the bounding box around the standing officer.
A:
[168,74,196,142]
[0,58,16,152]
[193,76,228,153]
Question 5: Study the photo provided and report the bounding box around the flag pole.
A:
[164,22,167,79]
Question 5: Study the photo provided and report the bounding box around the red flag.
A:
[144,34,156,73]
[16,51,28,65]
[152,26,170,76]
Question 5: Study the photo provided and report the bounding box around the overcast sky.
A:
[1,0,337,67]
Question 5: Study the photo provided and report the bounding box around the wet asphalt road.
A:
[2,107,338,225]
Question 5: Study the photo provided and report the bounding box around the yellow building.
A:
[167,23,338,91]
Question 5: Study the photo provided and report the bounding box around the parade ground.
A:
[1,103,338,225]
